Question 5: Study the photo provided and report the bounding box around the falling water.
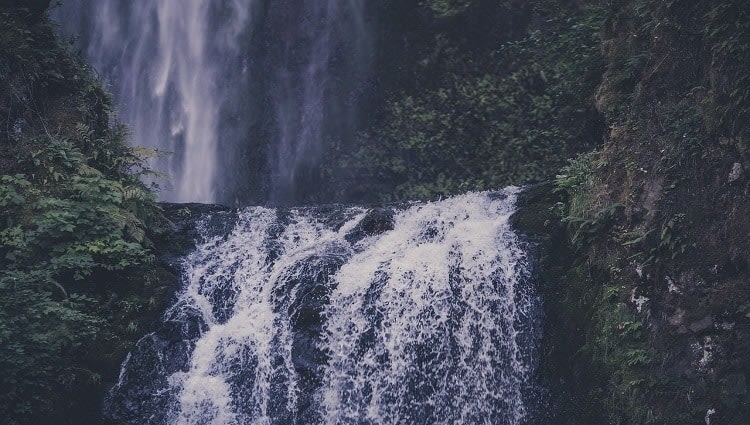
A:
[105,189,542,424]
[264,1,371,204]
[53,0,254,203]
[53,1,371,205]
[52,5,544,423]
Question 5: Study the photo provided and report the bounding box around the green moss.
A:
[536,1,750,423]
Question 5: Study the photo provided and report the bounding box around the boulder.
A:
[345,207,395,244]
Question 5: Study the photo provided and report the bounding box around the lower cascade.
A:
[106,189,542,424]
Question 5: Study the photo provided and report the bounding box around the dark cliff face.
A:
[596,2,750,423]
[530,1,750,423]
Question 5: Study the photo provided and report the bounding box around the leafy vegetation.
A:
[703,2,750,137]
[326,0,605,202]
[0,6,168,423]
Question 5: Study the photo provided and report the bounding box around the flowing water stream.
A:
[104,190,541,424]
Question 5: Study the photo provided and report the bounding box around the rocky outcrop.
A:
[526,1,750,423]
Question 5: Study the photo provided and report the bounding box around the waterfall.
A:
[52,5,544,423]
[265,1,371,205]
[53,0,253,203]
[104,189,542,424]
[53,0,371,205]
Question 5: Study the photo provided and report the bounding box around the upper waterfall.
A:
[53,0,372,205]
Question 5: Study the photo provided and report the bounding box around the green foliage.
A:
[1,130,156,274]
[0,7,164,423]
[563,203,624,247]
[554,151,621,248]
[654,213,690,259]
[0,8,65,86]
[0,270,101,420]
[561,267,657,424]
[549,257,656,423]
[594,299,655,423]
[327,0,605,202]
[621,213,691,266]
[703,2,750,136]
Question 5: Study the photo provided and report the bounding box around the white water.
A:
[106,190,540,424]
[55,0,254,203]
[321,194,533,424]
[53,0,371,204]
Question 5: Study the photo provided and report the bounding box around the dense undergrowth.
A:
[325,0,605,202]
[546,1,750,423]
[0,5,174,424]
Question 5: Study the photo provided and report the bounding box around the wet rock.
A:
[158,304,209,341]
[104,334,195,424]
[705,408,716,425]
[668,308,686,326]
[273,251,347,315]
[689,316,714,333]
[273,252,348,423]
[156,203,235,270]
[692,336,719,374]
[156,318,206,342]
[156,321,187,342]
[666,276,682,294]
[345,207,395,244]
[630,288,650,314]
[106,303,210,422]
[717,321,735,331]
[721,374,747,397]
[728,162,743,183]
